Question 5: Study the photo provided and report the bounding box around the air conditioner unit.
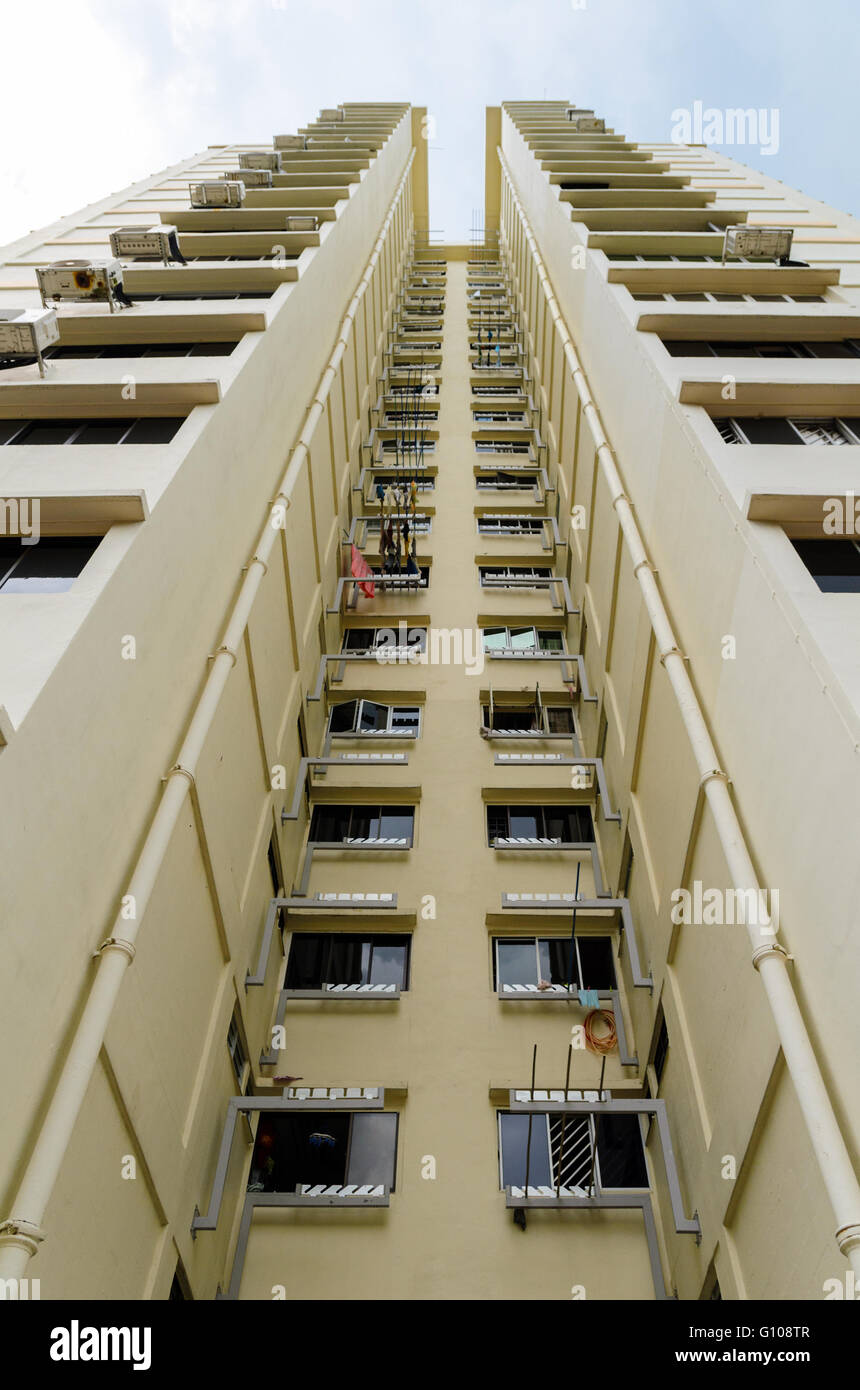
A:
[109,224,186,265]
[239,150,282,173]
[189,181,245,209]
[319,107,344,122]
[0,307,59,376]
[36,259,129,313]
[273,134,307,150]
[284,215,319,232]
[722,225,794,263]
[567,116,605,132]
[219,168,272,187]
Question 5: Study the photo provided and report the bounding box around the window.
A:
[597,708,609,760]
[652,1010,669,1087]
[44,341,239,359]
[309,804,415,846]
[328,699,421,736]
[714,417,860,446]
[494,936,615,990]
[0,537,98,594]
[476,471,538,491]
[791,539,860,593]
[365,515,431,536]
[480,566,552,587]
[619,834,634,898]
[481,626,565,654]
[267,833,282,895]
[341,626,427,656]
[663,338,860,360]
[380,439,435,455]
[482,702,573,733]
[227,1011,247,1085]
[475,440,531,455]
[371,473,435,492]
[286,934,410,990]
[473,412,529,426]
[630,290,822,305]
[131,291,273,301]
[498,1111,647,1191]
[248,1112,398,1193]
[477,516,544,535]
[486,804,594,845]
[0,417,184,445]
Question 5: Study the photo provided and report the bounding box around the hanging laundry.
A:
[383,485,396,516]
[376,482,386,502]
[578,988,600,1009]
[350,543,375,599]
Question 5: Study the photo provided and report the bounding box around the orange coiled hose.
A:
[584,1009,617,1054]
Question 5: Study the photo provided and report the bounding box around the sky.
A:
[1,0,858,247]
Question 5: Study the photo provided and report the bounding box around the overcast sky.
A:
[2,0,858,246]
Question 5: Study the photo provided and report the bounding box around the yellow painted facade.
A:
[0,100,858,1302]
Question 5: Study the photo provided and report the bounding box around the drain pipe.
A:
[0,148,416,1284]
[499,150,860,1276]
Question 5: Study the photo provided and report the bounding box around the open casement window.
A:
[494,936,615,991]
[476,472,539,491]
[286,934,410,990]
[227,1012,247,1086]
[486,804,595,845]
[341,627,427,656]
[328,700,420,736]
[481,626,566,655]
[249,1112,398,1194]
[714,416,860,446]
[309,804,415,846]
[482,702,573,733]
[498,1111,648,1192]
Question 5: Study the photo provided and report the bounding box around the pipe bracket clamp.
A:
[699,768,729,790]
[658,645,686,667]
[93,937,136,963]
[210,644,239,668]
[751,942,791,971]
[0,1218,46,1247]
[165,763,196,787]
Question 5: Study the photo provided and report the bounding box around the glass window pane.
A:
[367,938,409,988]
[329,701,357,733]
[347,1113,398,1189]
[72,419,130,444]
[497,939,539,988]
[538,630,563,651]
[509,806,540,838]
[510,627,537,650]
[792,539,860,593]
[378,807,414,842]
[391,707,420,734]
[0,539,97,594]
[327,938,364,985]
[740,418,804,445]
[122,417,183,443]
[359,700,389,732]
[499,1113,552,1188]
[15,420,77,445]
[482,627,507,651]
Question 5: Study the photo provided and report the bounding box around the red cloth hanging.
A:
[351,543,375,598]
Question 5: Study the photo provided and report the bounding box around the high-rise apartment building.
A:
[0,100,858,1303]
